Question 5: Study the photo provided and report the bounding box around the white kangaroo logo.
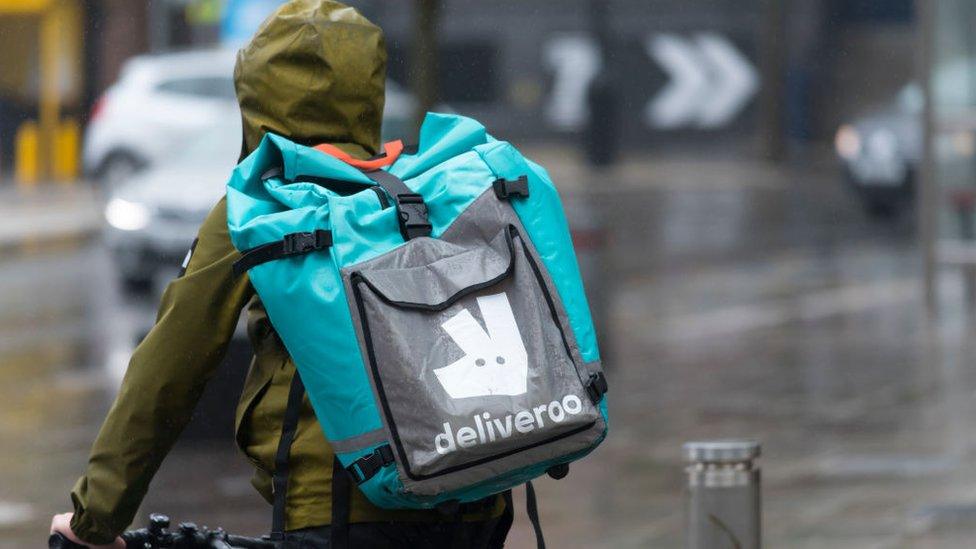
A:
[434,293,528,399]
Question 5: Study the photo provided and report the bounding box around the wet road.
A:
[3,153,975,548]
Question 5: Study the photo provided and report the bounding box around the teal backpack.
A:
[226,113,609,544]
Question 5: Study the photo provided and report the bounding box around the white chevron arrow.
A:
[645,34,709,129]
[694,33,759,128]
[645,33,758,129]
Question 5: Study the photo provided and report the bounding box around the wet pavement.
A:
[3,152,976,548]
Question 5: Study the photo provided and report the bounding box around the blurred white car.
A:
[85,48,422,187]
[104,122,240,290]
[836,58,976,218]
[84,49,240,187]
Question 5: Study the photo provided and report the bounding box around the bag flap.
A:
[356,228,515,311]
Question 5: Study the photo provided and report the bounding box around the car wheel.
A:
[863,197,899,219]
[99,152,145,189]
[847,166,913,221]
[119,273,153,296]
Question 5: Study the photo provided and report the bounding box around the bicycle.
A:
[49,513,275,549]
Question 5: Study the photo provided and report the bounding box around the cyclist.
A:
[51,1,506,547]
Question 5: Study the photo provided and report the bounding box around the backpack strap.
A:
[269,370,306,541]
[268,369,355,547]
[330,455,352,548]
[363,169,432,241]
[344,444,395,483]
[232,230,333,276]
[312,139,431,242]
[525,481,546,549]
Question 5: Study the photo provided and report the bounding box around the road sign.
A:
[543,32,758,133]
[645,33,758,129]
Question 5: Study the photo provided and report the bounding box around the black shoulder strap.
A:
[362,167,413,197]
[330,456,351,548]
[363,169,432,241]
[269,371,306,541]
[526,481,546,549]
[268,370,354,547]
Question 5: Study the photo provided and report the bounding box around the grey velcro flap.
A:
[356,229,514,310]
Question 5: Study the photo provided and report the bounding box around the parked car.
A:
[84,49,240,188]
[104,121,240,290]
[835,58,976,218]
[85,48,424,188]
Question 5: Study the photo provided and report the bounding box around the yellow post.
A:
[0,0,52,12]
[2,0,82,183]
[54,117,80,182]
[38,1,62,181]
[15,121,40,186]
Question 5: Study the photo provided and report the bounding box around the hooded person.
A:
[50,1,506,547]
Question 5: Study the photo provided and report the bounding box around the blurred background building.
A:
[11,0,976,547]
[0,0,919,181]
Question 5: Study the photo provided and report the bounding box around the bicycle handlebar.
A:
[48,514,275,549]
[48,533,86,549]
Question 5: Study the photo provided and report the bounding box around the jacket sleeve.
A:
[69,197,254,544]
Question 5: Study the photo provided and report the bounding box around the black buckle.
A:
[395,193,432,240]
[584,371,608,405]
[492,176,530,200]
[282,230,331,255]
[347,445,394,484]
[349,453,380,483]
[282,232,317,254]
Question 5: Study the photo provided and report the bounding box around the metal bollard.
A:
[684,440,761,549]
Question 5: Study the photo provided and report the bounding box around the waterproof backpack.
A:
[226,113,609,542]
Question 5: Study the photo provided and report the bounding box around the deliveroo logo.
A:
[434,293,528,398]
[431,292,587,456]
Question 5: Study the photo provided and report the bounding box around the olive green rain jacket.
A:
[69,1,500,544]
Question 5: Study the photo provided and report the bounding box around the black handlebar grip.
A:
[48,533,88,549]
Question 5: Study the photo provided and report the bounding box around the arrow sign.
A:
[645,33,758,129]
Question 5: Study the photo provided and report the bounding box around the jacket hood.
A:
[234,0,386,159]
